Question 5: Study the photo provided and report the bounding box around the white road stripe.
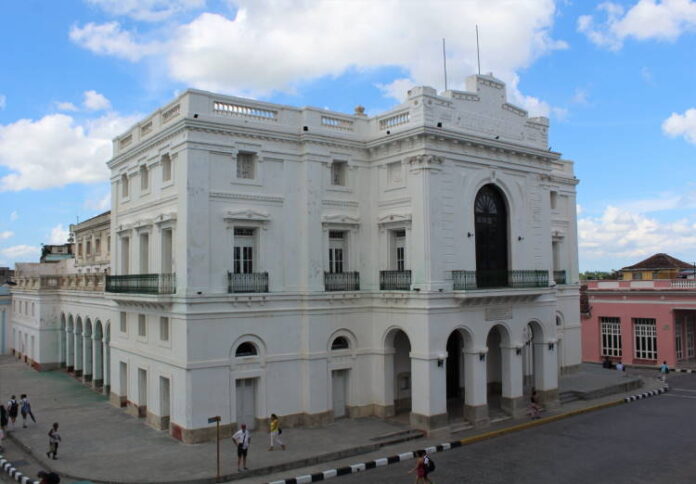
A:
[663,393,696,399]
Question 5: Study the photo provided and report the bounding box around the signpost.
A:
[208,416,222,481]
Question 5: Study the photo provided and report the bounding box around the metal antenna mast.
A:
[442,38,448,91]
[476,25,481,75]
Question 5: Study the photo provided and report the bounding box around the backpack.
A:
[425,455,435,473]
[9,400,18,413]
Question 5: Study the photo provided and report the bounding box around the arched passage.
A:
[83,319,93,382]
[94,320,104,388]
[74,317,83,376]
[104,322,111,394]
[445,328,474,421]
[486,325,512,412]
[523,321,544,394]
[474,184,509,288]
[385,329,412,416]
[66,315,74,372]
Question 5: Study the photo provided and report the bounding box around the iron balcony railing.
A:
[553,270,567,285]
[106,273,176,294]
[228,272,269,293]
[380,270,412,290]
[452,270,549,290]
[324,272,360,291]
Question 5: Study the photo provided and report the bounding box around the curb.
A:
[0,454,39,484]
[268,385,670,484]
[671,368,695,374]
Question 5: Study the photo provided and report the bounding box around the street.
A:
[339,374,696,484]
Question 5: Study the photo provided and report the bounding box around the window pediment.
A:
[378,213,412,225]
[224,209,271,224]
[322,213,360,228]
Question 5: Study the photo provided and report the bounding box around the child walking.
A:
[47,423,61,460]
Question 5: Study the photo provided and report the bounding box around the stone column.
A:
[372,350,396,418]
[410,354,447,430]
[501,345,525,417]
[534,341,559,407]
[66,329,74,372]
[103,341,110,394]
[463,350,489,426]
[74,330,83,376]
[83,334,93,382]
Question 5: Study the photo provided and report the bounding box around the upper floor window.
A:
[95,238,101,255]
[331,336,350,350]
[159,316,169,342]
[328,231,345,273]
[161,154,172,182]
[140,165,149,191]
[237,152,256,179]
[550,190,558,210]
[86,240,91,256]
[632,272,643,280]
[233,227,255,274]
[77,243,83,257]
[120,312,127,333]
[121,174,129,199]
[392,229,406,271]
[138,314,147,337]
[331,161,347,186]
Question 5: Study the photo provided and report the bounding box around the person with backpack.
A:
[423,452,435,482]
[408,449,433,483]
[0,404,8,452]
[659,361,670,382]
[20,394,36,428]
[7,395,19,429]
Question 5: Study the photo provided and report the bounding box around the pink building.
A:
[582,277,696,368]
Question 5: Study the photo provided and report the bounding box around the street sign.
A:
[208,416,221,423]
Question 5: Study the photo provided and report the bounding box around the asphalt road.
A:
[339,374,696,484]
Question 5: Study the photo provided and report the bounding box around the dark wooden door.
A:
[475,185,508,287]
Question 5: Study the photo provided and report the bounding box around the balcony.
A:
[324,272,360,291]
[452,270,549,290]
[106,273,176,294]
[553,270,567,285]
[380,270,412,290]
[228,272,269,293]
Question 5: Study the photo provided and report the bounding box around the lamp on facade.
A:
[467,232,474,238]
[548,342,555,351]
[518,236,524,241]
[479,352,486,361]
[437,352,445,367]
[516,346,522,355]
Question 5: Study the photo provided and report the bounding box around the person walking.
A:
[47,422,61,460]
[20,394,36,428]
[659,361,670,383]
[408,450,431,484]
[268,413,285,451]
[232,423,250,472]
[0,404,7,452]
[7,396,18,429]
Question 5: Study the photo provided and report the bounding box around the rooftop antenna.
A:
[476,25,481,75]
[442,38,449,92]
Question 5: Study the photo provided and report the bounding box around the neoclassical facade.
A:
[11,74,580,442]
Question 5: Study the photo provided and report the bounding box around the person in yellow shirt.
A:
[268,413,285,451]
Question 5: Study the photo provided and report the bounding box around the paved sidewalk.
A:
[0,356,668,484]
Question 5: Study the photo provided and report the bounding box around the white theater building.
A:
[11,73,580,442]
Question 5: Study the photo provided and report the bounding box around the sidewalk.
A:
[0,356,667,484]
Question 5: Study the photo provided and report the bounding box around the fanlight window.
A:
[235,342,258,357]
[331,336,350,350]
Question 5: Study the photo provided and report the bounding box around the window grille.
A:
[236,153,255,179]
[600,317,622,357]
[633,318,657,360]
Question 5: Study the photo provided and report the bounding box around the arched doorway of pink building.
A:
[384,328,412,419]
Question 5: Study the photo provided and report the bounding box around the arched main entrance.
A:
[385,329,412,417]
[474,184,509,288]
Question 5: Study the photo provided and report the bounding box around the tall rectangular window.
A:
[331,161,347,186]
[233,228,255,274]
[95,238,101,255]
[160,317,170,342]
[676,320,683,360]
[139,233,149,273]
[600,317,622,357]
[121,237,130,274]
[138,314,147,337]
[140,165,149,191]
[162,154,172,182]
[121,174,129,198]
[161,229,173,273]
[120,312,127,333]
[328,231,345,273]
[633,318,657,360]
[236,153,255,179]
[392,230,406,271]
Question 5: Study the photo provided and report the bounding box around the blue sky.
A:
[1,0,695,272]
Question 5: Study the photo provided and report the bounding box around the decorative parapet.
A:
[15,274,106,292]
[379,111,410,130]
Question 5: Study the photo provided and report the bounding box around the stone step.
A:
[560,391,580,404]
[370,428,425,445]
[449,421,474,434]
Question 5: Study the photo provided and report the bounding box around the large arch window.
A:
[331,336,350,351]
[474,184,508,288]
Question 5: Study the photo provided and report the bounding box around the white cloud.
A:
[571,88,589,105]
[83,90,112,111]
[10,211,18,221]
[56,101,79,112]
[84,192,111,211]
[1,245,40,261]
[0,95,5,110]
[69,22,161,61]
[86,0,205,22]
[48,224,70,245]
[0,231,13,240]
[579,205,696,263]
[578,0,696,51]
[663,108,696,144]
[0,112,140,191]
[72,1,565,116]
